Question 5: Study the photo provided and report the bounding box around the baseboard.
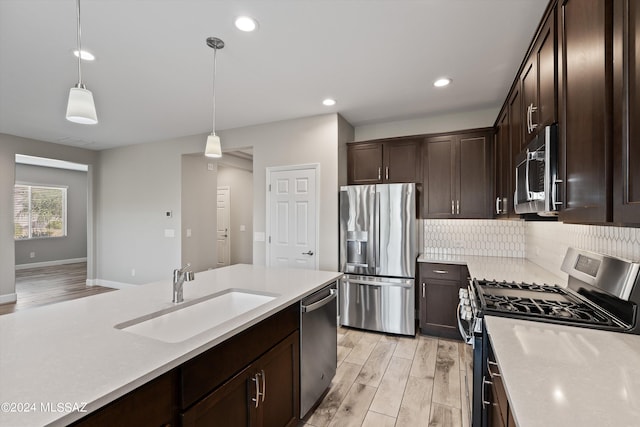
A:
[0,293,17,304]
[90,279,136,289]
[15,257,87,270]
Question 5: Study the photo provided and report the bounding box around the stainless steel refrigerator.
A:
[339,183,416,336]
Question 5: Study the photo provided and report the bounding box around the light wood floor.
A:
[301,327,473,427]
[0,263,116,316]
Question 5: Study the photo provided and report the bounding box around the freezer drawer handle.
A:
[344,278,413,288]
[301,288,337,313]
[433,270,448,274]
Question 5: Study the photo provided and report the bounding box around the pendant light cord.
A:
[212,46,217,135]
[75,0,83,86]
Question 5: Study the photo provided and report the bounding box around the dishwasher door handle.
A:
[301,288,337,313]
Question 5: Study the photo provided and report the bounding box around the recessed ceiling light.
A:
[235,16,258,32]
[433,77,452,88]
[73,49,95,61]
[322,98,336,106]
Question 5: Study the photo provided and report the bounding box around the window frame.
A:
[14,182,68,240]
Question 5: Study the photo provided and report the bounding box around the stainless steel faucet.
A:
[172,264,195,303]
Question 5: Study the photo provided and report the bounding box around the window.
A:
[14,184,67,239]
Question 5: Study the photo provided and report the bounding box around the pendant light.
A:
[205,37,224,158]
[66,0,98,124]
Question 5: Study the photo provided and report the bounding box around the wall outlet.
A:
[254,232,265,242]
[207,163,214,171]
[186,228,192,237]
[240,225,246,232]
[164,229,175,238]
[29,252,35,259]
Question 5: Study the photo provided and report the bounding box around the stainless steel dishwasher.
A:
[300,281,338,418]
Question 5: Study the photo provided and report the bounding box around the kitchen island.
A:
[0,264,342,427]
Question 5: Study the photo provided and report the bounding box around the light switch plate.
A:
[254,232,265,242]
[164,229,175,238]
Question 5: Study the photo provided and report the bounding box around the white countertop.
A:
[0,264,342,427]
[417,253,566,286]
[486,316,640,427]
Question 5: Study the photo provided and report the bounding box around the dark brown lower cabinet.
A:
[182,332,299,427]
[70,370,178,427]
[486,338,516,427]
[418,263,469,339]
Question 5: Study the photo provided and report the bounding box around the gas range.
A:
[460,248,640,427]
[472,279,624,330]
[459,248,640,339]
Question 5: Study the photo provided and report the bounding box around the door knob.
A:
[302,251,314,256]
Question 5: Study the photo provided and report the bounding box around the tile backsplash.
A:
[422,219,640,279]
[526,222,640,278]
[422,219,525,258]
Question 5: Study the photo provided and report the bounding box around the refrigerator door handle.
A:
[373,190,380,274]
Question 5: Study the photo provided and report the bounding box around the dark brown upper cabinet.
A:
[347,138,421,185]
[559,0,613,224]
[613,0,640,225]
[422,129,494,219]
[494,108,512,218]
[521,10,557,149]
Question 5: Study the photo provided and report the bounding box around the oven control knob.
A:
[460,297,470,306]
[462,307,473,320]
[459,289,469,298]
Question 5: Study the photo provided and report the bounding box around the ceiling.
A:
[0,0,549,151]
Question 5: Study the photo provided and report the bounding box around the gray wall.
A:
[95,113,344,283]
[0,133,98,303]
[181,154,218,272]
[217,164,253,264]
[354,107,498,141]
[218,113,341,270]
[15,164,88,266]
[96,135,203,285]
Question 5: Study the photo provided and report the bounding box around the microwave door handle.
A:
[525,149,532,200]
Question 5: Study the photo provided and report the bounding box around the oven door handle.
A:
[456,302,473,345]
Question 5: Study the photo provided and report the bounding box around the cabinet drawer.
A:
[420,263,463,281]
[180,303,299,409]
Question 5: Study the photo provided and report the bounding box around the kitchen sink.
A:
[115,289,279,343]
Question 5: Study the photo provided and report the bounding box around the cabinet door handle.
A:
[378,167,381,181]
[451,200,455,215]
[495,197,501,215]
[482,376,493,409]
[422,282,425,298]
[260,370,266,402]
[526,104,531,133]
[385,166,389,180]
[251,373,262,408]
[529,103,538,133]
[456,200,460,215]
[433,270,448,274]
[487,361,501,378]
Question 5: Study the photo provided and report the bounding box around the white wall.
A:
[218,113,341,270]
[15,164,88,266]
[0,133,98,302]
[354,107,499,141]
[217,165,253,264]
[181,154,218,272]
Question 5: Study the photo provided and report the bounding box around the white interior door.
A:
[217,186,230,267]
[267,166,318,269]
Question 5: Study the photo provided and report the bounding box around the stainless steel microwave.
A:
[514,123,560,216]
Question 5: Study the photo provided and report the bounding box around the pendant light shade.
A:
[205,134,222,158]
[66,85,98,124]
[205,37,224,158]
[67,0,98,124]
